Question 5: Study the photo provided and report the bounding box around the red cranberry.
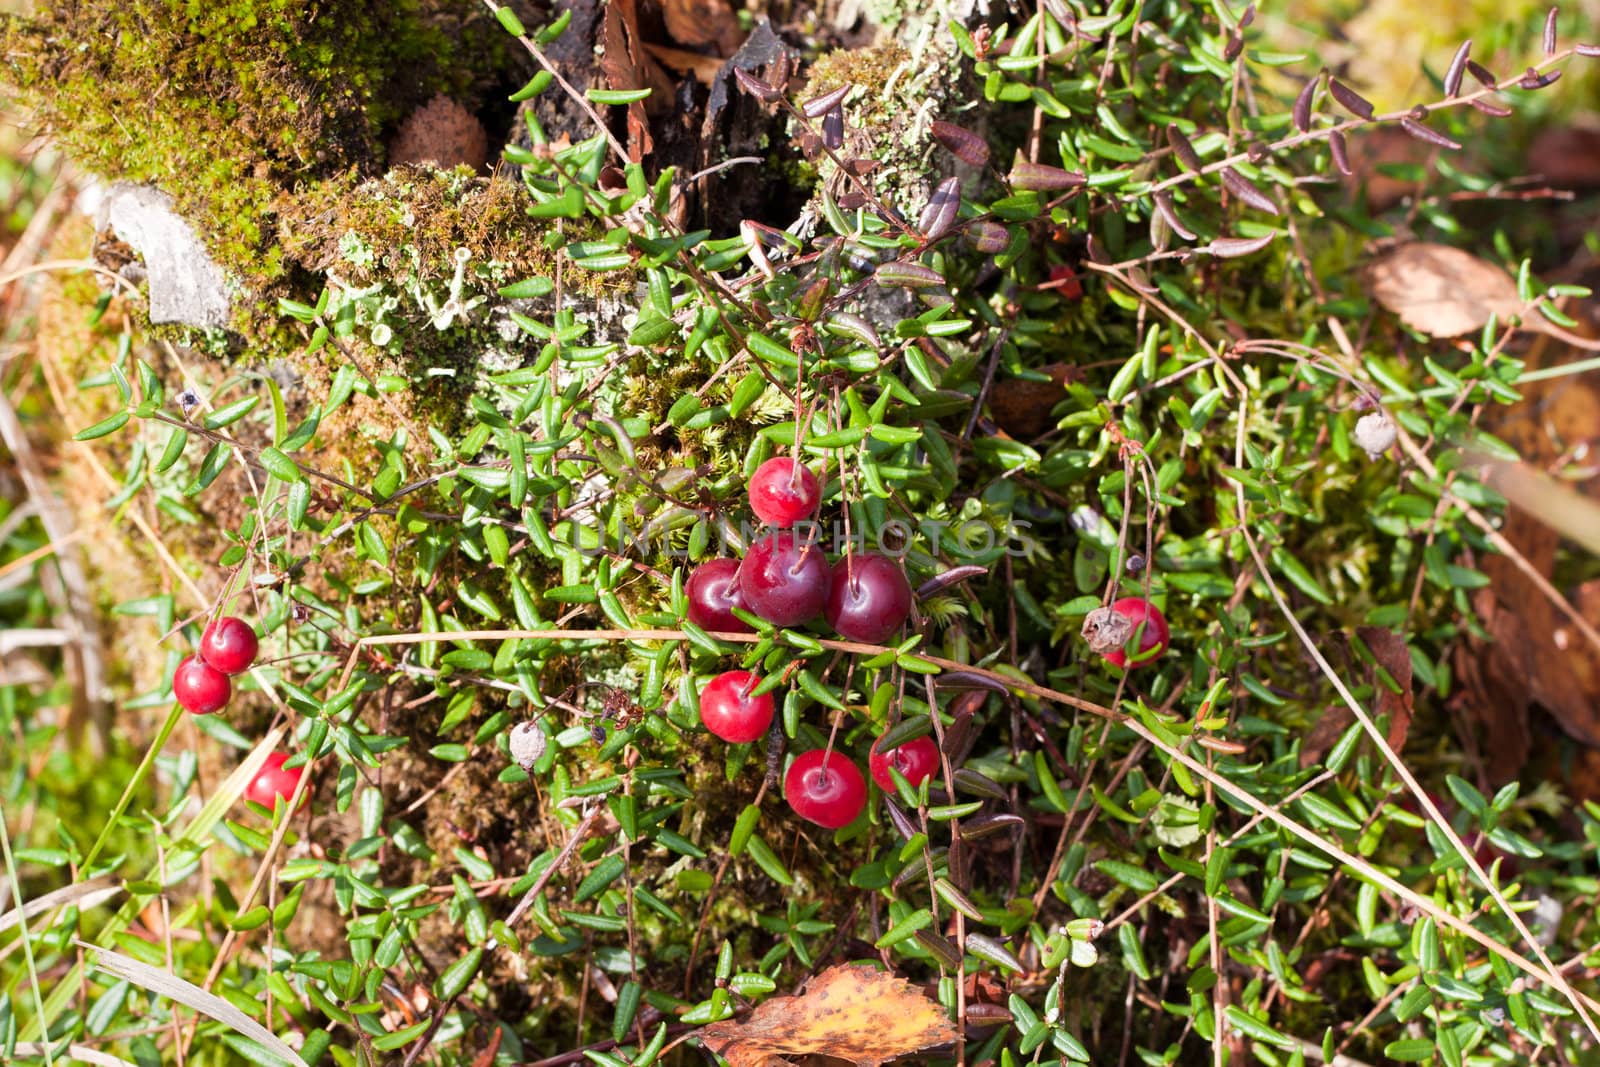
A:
[825,554,913,644]
[1103,597,1170,669]
[174,655,230,715]
[868,733,940,792]
[245,751,307,811]
[699,670,775,744]
[199,616,259,675]
[685,559,754,633]
[784,748,867,829]
[739,531,830,627]
[748,458,820,527]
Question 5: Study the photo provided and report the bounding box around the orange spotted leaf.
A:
[699,965,957,1067]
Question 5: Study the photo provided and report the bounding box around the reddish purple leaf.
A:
[1008,160,1087,191]
[802,84,852,118]
[1220,167,1280,214]
[1519,66,1561,89]
[822,107,844,149]
[875,259,946,288]
[966,220,1010,254]
[1399,117,1461,150]
[1444,40,1471,96]
[1328,79,1375,120]
[1204,232,1277,258]
[1329,129,1352,176]
[1223,30,1243,61]
[1469,97,1513,117]
[1167,124,1203,171]
[734,67,782,102]
[1293,75,1318,133]
[1545,7,1558,55]
[917,177,962,240]
[931,121,991,167]
[1466,59,1497,88]
[915,565,988,599]
[1153,190,1197,239]
[1577,43,1600,56]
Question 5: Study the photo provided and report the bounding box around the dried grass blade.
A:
[0,876,120,936]
[75,940,309,1066]
[12,1043,138,1067]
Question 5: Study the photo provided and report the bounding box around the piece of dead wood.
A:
[599,0,673,161]
[662,0,744,57]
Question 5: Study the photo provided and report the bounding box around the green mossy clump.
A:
[803,40,967,215]
[3,1,504,287]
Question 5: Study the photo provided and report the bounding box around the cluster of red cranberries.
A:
[687,457,931,829]
[171,616,305,812]
[690,461,1176,829]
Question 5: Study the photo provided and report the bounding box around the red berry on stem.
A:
[825,554,913,644]
[739,531,830,627]
[868,733,940,792]
[199,616,259,675]
[784,748,867,828]
[245,751,307,811]
[685,559,755,633]
[1103,597,1170,669]
[174,655,230,715]
[749,458,820,527]
[699,670,775,744]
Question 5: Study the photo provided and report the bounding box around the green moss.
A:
[3,1,506,290]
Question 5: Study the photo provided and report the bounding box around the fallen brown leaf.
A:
[642,41,726,87]
[1456,313,1600,780]
[1528,124,1600,189]
[1356,626,1414,752]
[1365,241,1523,338]
[699,964,957,1067]
[990,363,1081,440]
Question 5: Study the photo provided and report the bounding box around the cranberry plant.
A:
[5,1,1600,1066]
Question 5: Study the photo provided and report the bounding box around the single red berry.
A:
[785,749,867,828]
[868,733,940,792]
[685,559,755,633]
[826,554,913,644]
[699,670,775,744]
[245,751,308,812]
[748,458,821,527]
[1103,597,1170,669]
[174,655,230,715]
[739,531,830,627]
[199,616,260,675]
